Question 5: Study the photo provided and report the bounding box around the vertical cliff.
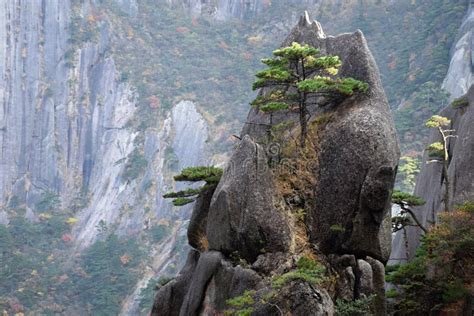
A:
[390,3,474,263]
[443,2,474,100]
[0,1,212,314]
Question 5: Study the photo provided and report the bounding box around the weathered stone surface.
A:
[253,281,334,316]
[179,251,223,316]
[305,24,399,263]
[390,86,474,263]
[335,266,356,301]
[252,252,289,275]
[187,188,215,250]
[442,3,474,100]
[206,135,291,263]
[201,259,262,314]
[356,259,373,299]
[366,256,386,316]
[243,13,400,262]
[152,249,200,316]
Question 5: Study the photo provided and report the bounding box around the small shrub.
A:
[385,288,399,298]
[451,96,469,109]
[225,290,256,316]
[335,295,375,316]
[272,257,325,288]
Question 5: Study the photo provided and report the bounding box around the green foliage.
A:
[227,290,256,308]
[335,295,375,316]
[397,156,420,193]
[36,191,61,212]
[163,187,203,198]
[386,288,399,298]
[451,96,469,109]
[391,191,427,233]
[273,42,320,59]
[260,102,290,112]
[425,115,451,128]
[456,201,474,212]
[252,42,368,100]
[387,203,474,314]
[394,82,450,153]
[272,257,325,288]
[252,41,367,147]
[172,197,195,206]
[70,235,144,315]
[297,76,368,95]
[164,166,223,206]
[173,166,223,183]
[391,190,425,206]
[426,141,444,158]
[225,290,256,316]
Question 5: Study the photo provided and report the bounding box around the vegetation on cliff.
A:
[252,42,368,147]
[387,202,474,314]
[163,166,223,206]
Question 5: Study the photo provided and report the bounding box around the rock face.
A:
[390,86,474,263]
[0,2,210,314]
[442,2,474,100]
[206,136,291,263]
[153,14,398,315]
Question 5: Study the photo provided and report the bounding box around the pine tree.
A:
[391,190,427,234]
[425,115,456,212]
[163,166,223,206]
[252,42,368,147]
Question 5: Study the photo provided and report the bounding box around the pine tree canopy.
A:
[173,166,223,183]
[425,115,451,128]
[251,42,368,113]
[164,166,223,207]
[391,190,426,206]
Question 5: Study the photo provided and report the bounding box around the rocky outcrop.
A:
[153,13,398,315]
[390,86,474,263]
[243,13,400,263]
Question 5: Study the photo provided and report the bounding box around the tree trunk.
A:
[440,127,451,212]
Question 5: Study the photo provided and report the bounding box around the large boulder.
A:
[152,250,262,316]
[242,13,399,263]
[178,251,224,315]
[206,135,291,263]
